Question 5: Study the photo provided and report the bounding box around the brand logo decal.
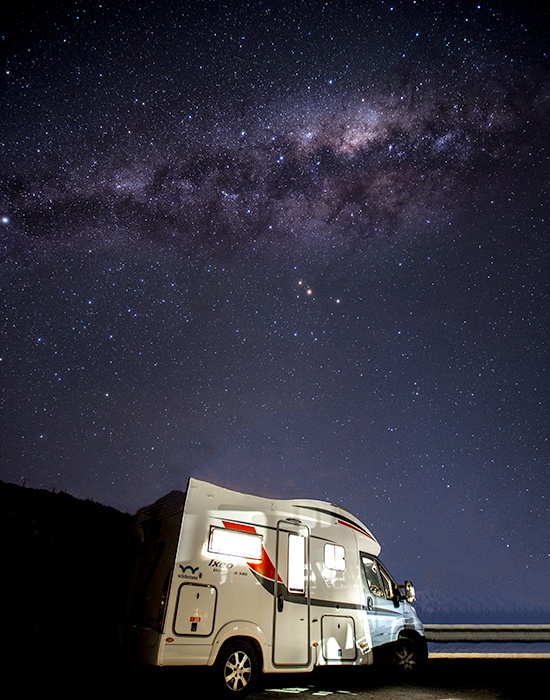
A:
[179,564,201,579]
[209,559,234,572]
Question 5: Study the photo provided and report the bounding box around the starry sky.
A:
[1,1,548,608]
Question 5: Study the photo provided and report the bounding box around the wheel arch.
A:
[216,634,264,667]
[398,628,428,658]
[208,621,267,669]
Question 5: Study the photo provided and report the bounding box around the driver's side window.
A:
[361,554,385,598]
[378,564,395,599]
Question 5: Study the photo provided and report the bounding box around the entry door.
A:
[272,520,310,667]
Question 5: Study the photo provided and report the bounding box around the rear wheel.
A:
[215,639,259,697]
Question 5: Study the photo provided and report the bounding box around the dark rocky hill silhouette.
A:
[1,480,138,666]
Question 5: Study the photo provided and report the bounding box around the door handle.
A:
[277,594,284,612]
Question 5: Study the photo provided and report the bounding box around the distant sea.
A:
[414,590,550,655]
[414,590,550,625]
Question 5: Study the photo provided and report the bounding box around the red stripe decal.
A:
[338,519,377,540]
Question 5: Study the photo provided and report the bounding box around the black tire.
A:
[389,637,426,674]
[215,639,259,697]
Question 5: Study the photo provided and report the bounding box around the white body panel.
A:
[126,478,425,675]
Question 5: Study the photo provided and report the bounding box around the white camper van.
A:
[125,478,426,696]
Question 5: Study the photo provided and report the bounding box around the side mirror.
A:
[396,580,416,603]
[404,580,416,603]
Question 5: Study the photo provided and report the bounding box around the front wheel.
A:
[215,639,259,697]
[389,637,426,674]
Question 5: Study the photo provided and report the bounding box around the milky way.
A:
[1,1,549,610]
[3,1,548,260]
[4,78,547,260]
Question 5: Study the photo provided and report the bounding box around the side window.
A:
[361,554,385,598]
[208,526,263,561]
[324,543,346,571]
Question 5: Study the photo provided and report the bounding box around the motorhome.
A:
[124,478,427,696]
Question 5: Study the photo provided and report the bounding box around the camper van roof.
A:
[135,479,377,546]
[135,489,185,521]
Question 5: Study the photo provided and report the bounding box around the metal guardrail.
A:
[424,624,550,643]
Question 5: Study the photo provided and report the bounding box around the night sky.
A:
[1,1,548,608]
